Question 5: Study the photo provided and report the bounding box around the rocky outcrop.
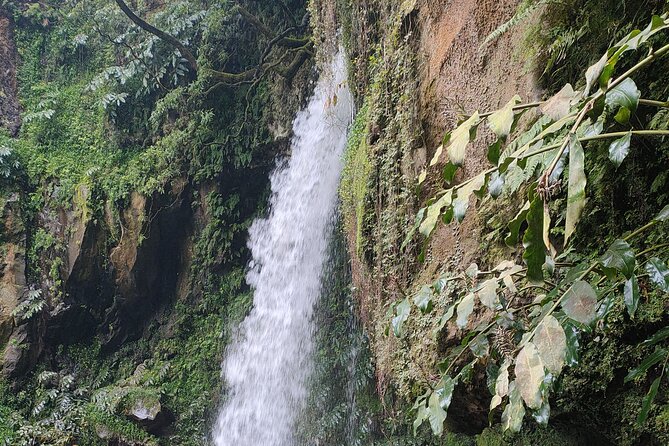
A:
[0,7,20,135]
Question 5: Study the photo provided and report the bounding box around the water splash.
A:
[212,53,353,446]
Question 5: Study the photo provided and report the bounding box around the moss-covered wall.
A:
[333,0,669,444]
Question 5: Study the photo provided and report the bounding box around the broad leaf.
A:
[446,112,480,166]
[523,194,546,283]
[470,334,490,358]
[419,191,452,238]
[402,207,426,250]
[443,162,459,184]
[427,391,447,436]
[600,239,636,279]
[478,279,500,310]
[430,145,444,167]
[392,299,411,337]
[414,285,434,314]
[506,201,530,246]
[456,293,476,329]
[653,204,669,222]
[453,175,485,223]
[515,342,546,409]
[605,78,640,124]
[637,377,661,425]
[489,95,521,138]
[646,257,669,292]
[501,381,526,433]
[565,134,586,242]
[564,323,580,367]
[541,84,576,121]
[584,54,607,97]
[624,347,668,383]
[534,315,567,374]
[435,305,456,332]
[608,131,632,168]
[562,280,598,325]
[624,275,640,318]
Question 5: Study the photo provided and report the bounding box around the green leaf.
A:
[584,54,608,97]
[515,342,546,409]
[435,305,456,333]
[624,347,668,383]
[426,376,457,436]
[541,84,576,121]
[446,112,480,166]
[456,293,476,329]
[443,162,459,184]
[419,191,453,238]
[523,194,546,284]
[565,134,586,242]
[534,315,567,374]
[488,139,503,165]
[564,323,580,367]
[506,201,530,247]
[488,95,522,138]
[501,381,526,433]
[608,131,632,168]
[637,377,661,425]
[624,275,640,318]
[414,285,434,314]
[562,280,598,325]
[392,299,411,337]
[600,239,636,279]
[470,334,490,358]
[646,257,669,292]
[478,279,500,310]
[429,145,444,167]
[453,175,485,223]
[654,205,669,222]
[605,78,640,124]
[642,327,669,347]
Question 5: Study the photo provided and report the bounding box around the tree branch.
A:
[113,0,198,74]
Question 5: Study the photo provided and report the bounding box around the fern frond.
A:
[482,0,555,47]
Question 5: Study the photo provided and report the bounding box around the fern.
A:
[482,0,556,47]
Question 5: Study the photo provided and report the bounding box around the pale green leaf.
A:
[534,315,567,374]
[477,279,500,310]
[584,54,607,97]
[488,95,521,138]
[515,342,545,409]
[453,175,485,223]
[414,285,434,314]
[392,299,411,337]
[501,381,526,433]
[646,257,669,292]
[419,191,452,238]
[447,112,480,166]
[562,280,598,325]
[456,293,476,329]
[608,131,632,168]
[541,84,576,121]
[624,275,640,318]
[654,205,669,222]
[565,134,586,242]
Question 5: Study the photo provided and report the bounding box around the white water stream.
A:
[212,53,353,446]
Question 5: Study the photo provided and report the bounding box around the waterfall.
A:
[212,52,353,446]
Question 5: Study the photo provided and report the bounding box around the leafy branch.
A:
[396,13,669,437]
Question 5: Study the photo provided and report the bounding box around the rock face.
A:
[0,8,20,135]
[0,194,26,376]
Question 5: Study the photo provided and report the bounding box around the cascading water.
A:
[212,52,353,446]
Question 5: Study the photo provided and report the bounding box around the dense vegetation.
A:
[1,0,668,445]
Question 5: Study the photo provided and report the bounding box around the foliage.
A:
[396,14,669,437]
